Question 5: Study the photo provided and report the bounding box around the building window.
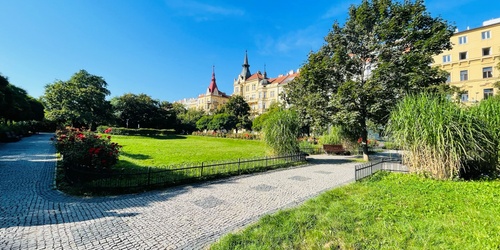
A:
[484,88,494,100]
[458,35,467,44]
[483,47,491,56]
[270,91,275,97]
[258,92,262,98]
[235,87,239,93]
[246,86,249,91]
[252,84,256,90]
[262,103,266,110]
[460,70,468,81]
[442,54,451,63]
[446,73,451,83]
[483,67,493,78]
[251,94,255,100]
[461,91,469,102]
[245,95,249,100]
[263,92,266,98]
[481,30,491,40]
[459,52,467,60]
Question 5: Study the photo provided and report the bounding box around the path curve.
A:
[0,133,358,249]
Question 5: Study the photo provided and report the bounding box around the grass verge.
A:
[211,172,500,249]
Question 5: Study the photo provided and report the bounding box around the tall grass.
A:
[386,94,497,179]
[471,95,500,164]
[263,110,300,155]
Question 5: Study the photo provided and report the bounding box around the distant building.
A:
[432,18,500,103]
[176,52,299,115]
[232,51,299,115]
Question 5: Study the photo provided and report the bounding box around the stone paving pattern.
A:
[0,133,360,249]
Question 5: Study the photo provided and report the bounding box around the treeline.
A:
[40,70,266,133]
[0,73,44,124]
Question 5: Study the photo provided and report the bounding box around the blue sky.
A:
[1,0,499,102]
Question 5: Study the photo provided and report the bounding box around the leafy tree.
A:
[41,70,112,129]
[221,95,251,132]
[111,93,174,129]
[196,115,212,131]
[208,113,237,131]
[285,0,454,160]
[174,105,205,133]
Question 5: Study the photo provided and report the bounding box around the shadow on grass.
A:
[138,134,188,140]
[121,152,152,160]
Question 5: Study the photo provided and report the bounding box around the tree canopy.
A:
[110,93,175,129]
[220,95,251,132]
[0,73,44,123]
[41,70,112,129]
[285,0,454,160]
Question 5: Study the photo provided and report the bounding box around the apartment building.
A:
[432,18,500,102]
[232,51,298,115]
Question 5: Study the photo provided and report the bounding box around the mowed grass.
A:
[212,172,500,249]
[111,135,268,167]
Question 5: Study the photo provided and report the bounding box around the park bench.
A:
[323,144,350,155]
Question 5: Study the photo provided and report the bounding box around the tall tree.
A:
[111,93,171,129]
[41,70,112,129]
[286,0,454,160]
[221,95,251,132]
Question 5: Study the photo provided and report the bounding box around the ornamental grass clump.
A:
[386,94,497,180]
[470,95,500,167]
[53,127,122,170]
[263,110,300,155]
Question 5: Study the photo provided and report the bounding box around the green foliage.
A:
[285,0,454,159]
[251,102,282,132]
[175,106,205,133]
[208,113,237,131]
[0,73,44,123]
[96,126,175,136]
[470,95,500,171]
[212,173,500,249]
[386,94,497,179]
[196,115,212,131]
[220,95,251,131]
[263,110,300,155]
[319,126,344,145]
[110,93,175,129]
[53,127,122,170]
[41,70,112,129]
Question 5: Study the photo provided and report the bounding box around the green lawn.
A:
[111,135,268,168]
[211,172,500,249]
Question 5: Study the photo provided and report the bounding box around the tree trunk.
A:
[361,119,369,161]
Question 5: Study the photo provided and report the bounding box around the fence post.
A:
[238,158,240,174]
[265,156,268,168]
[147,167,151,187]
[201,162,204,177]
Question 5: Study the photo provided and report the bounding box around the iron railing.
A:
[355,156,407,181]
[65,153,307,191]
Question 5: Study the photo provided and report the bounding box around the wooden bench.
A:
[323,144,350,155]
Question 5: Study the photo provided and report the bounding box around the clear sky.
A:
[1,0,499,102]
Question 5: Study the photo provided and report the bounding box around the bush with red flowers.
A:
[53,127,122,170]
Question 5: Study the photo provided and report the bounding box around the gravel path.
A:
[0,133,359,249]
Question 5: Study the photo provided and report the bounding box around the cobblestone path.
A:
[0,133,357,249]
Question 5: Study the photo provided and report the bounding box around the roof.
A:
[268,72,299,85]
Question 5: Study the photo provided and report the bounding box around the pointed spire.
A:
[263,64,267,79]
[240,50,251,80]
[208,65,218,94]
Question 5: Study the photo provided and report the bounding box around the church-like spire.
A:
[208,65,219,94]
[240,50,251,80]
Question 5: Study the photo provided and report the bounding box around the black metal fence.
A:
[65,153,306,192]
[355,157,407,181]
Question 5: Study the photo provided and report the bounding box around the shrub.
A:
[319,126,344,145]
[263,110,300,155]
[53,127,122,170]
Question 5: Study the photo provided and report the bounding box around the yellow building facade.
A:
[432,18,500,102]
[176,67,230,114]
[232,52,298,115]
